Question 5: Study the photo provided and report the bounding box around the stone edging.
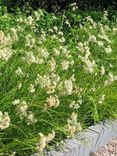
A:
[33,120,117,156]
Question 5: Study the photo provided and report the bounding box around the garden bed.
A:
[0,5,117,156]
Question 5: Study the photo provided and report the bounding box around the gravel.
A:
[92,138,117,156]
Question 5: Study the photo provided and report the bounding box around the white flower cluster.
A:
[104,73,117,86]
[86,16,96,27]
[12,99,37,125]
[0,31,12,61]
[24,52,38,64]
[64,78,74,95]
[37,131,55,152]
[24,48,49,64]
[27,16,34,25]
[0,31,10,46]
[61,60,70,70]
[48,57,56,72]
[70,3,78,11]
[98,25,111,44]
[66,112,82,137]
[0,28,19,61]
[53,48,60,56]
[77,41,96,73]
[25,34,36,48]
[61,59,74,71]
[98,94,105,104]
[58,78,74,95]
[103,11,108,21]
[0,31,6,45]
[10,27,18,42]
[100,66,105,76]
[79,52,96,73]
[88,34,97,43]
[45,95,60,109]
[0,111,10,130]
[35,73,60,94]
[77,41,89,53]
[29,84,35,93]
[105,46,112,54]
[0,47,13,61]
[69,97,82,109]
[15,67,24,76]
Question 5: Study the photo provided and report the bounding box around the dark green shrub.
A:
[0,0,117,13]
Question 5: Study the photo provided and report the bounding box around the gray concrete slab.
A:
[32,120,117,156]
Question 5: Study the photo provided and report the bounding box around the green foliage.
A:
[0,6,117,155]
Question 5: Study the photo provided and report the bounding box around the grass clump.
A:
[0,5,117,155]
